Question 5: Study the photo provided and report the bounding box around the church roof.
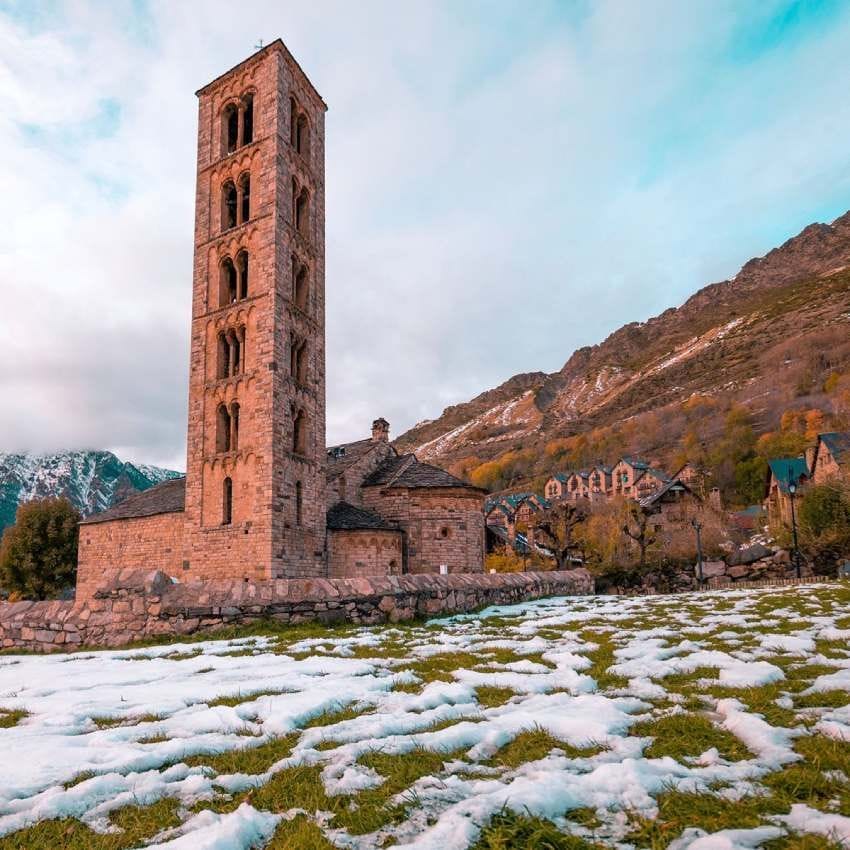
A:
[325,439,389,480]
[326,501,401,532]
[362,454,482,491]
[80,477,186,525]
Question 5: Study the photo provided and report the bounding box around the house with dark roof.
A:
[811,432,850,485]
[324,419,485,577]
[764,456,810,529]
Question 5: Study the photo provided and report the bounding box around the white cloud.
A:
[2,0,850,469]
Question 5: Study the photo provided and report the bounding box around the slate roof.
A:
[325,438,386,480]
[363,454,483,491]
[639,478,697,508]
[620,456,650,470]
[326,501,401,532]
[767,457,809,494]
[549,473,570,483]
[80,477,186,525]
[820,432,850,463]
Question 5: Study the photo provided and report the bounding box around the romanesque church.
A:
[76,40,484,599]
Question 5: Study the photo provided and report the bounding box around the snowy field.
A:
[1,584,850,849]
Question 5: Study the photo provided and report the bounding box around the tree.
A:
[621,501,658,567]
[534,501,589,570]
[0,498,80,600]
[798,479,850,566]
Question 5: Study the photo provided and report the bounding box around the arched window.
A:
[295,188,309,235]
[239,173,250,223]
[293,409,307,454]
[295,114,308,156]
[290,338,307,385]
[217,332,229,379]
[242,93,254,145]
[216,404,231,452]
[223,104,239,155]
[220,257,237,306]
[222,181,237,230]
[230,402,240,451]
[236,250,249,300]
[289,97,297,146]
[222,477,233,525]
[295,480,303,526]
[294,263,308,310]
[230,329,241,375]
[291,178,298,225]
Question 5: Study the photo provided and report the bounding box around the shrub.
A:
[0,498,81,600]
[798,480,850,566]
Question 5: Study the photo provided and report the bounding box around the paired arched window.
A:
[289,98,310,156]
[216,326,245,379]
[221,174,251,232]
[222,477,233,525]
[219,252,249,307]
[221,92,255,157]
[293,409,307,454]
[215,401,240,453]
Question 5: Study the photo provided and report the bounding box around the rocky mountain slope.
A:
[396,211,850,474]
[0,451,182,534]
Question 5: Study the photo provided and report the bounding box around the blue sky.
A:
[1,0,849,470]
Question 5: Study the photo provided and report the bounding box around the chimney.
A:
[371,417,390,443]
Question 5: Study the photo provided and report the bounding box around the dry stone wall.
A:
[0,568,594,653]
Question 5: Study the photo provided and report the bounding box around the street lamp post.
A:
[692,517,704,588]
[788,472,801,580]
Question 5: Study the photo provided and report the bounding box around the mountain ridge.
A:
[395,210,850,486]
[0,451,182,535]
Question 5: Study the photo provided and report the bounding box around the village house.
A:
[764,456,809,529]
[811,432,850,484]
[639,479,704,549]
[611,457,651,498]
[75,41,485,598]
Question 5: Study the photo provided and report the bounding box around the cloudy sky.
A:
[2,0,850,471]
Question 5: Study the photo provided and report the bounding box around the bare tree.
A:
[622,502,658,567]
[534,501,589,570]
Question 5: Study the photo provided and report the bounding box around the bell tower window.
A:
[242,93,254,145]
[223,104,239,155]
[222,181,237,230]
[222,477,233,525]
[236,250,249,300]
[220,257,237,306]
[239,173,251,223]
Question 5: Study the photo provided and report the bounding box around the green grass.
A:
[582,632,628,691]
[0,799,181,850]
[206,688,290,708]
[630,712,754,762]
[488,728,602,769]
[182,733,298,774]
[90,712,162,730]
[0,709,27,728]
[472,809,603,850]
[476,686,518,709]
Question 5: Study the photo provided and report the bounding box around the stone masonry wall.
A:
[362,487,485,575]
[0,568,593,652]
[76,512,186,601]
[327,529,404,578]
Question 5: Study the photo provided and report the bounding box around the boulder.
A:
[699,560,726,578]
[726,543,774,567]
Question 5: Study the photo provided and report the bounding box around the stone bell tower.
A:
[182,40,327,581]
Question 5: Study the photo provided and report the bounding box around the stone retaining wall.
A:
[0,568,594,653]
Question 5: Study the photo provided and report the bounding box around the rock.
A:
[726,543,774,567]
[700,560,726,578]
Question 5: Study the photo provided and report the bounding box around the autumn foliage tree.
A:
[0,498,80,600]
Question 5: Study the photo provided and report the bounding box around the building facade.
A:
[76,41,484,598]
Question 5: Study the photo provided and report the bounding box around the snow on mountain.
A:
[0,451,182,534]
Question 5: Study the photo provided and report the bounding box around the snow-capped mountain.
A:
[0,451,182,534]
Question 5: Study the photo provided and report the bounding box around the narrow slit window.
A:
[242,94,254,145]
[239,173,250,223]
[220,257,237,306]
[295,480,303,526]
[216,404,231,452]
[236,251,249,300]
[222,477,233,525]
[222,181,237,230]
[223,104,239,155]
